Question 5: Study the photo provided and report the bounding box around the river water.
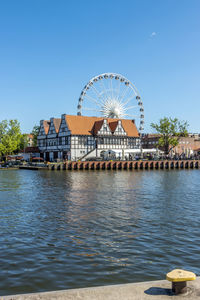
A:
[0,169,200,296]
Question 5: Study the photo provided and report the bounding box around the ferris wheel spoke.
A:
[84,94,102,107]
[99,79,110,102]
[123,113,138,118]
[118,85,130,103]
[112,88,120,99]
[91,85,106,104]
[121,95,136,106]
[110,78,114,99]
[124,105,138,111]
[117,80,121,101]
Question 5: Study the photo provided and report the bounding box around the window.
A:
[103,126,107,132]
[78,136,87,145]
[59,137,62,145]
[98,138,104,144]
[128,138,136,147]
[87,137,94,145]
[65,136,69,145]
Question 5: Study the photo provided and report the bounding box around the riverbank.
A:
[1,160,199,171]
[3,278,200,299]
[49,159,200,171]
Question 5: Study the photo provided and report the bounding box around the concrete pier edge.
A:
[2,277,200,299]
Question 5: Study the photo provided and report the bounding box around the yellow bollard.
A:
[166,269,196,294]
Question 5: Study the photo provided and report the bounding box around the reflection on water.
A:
[0,169,200,296]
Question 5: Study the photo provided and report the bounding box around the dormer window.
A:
[104,126,107,131]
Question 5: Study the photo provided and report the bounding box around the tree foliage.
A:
[151,117,189,154]
[19,134,29,151]
[31,125,40,146]
[0,119,22,157]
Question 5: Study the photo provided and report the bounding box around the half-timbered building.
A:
[37,114,140,161]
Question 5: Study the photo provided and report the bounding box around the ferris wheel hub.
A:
[101,99,124,118]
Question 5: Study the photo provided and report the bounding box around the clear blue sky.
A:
[0,0,200,133]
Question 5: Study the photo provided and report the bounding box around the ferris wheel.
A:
[77,73,144,131]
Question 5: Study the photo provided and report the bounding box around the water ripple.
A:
[0,169,200,295]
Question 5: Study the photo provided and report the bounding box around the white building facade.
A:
[37,114,141,161]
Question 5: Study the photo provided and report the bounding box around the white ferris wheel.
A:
[77,73,144,132]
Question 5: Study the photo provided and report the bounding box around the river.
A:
[0,169,200,296]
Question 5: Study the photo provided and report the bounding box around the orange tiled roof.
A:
[119,119,139,137]
[53,118,61,133]
[43,120,50,134]
[65,115,139,137]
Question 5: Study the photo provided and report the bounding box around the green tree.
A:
[151,117,189,155]
[19,134,29,151]
[31,125,40,146]
[0,120,8,136]
[0,119,22,158]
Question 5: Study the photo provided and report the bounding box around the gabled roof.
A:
[43,120,50,135]
[120,119,139,137]
[53,118,61,133]
[109,121,118,133]
[65,115,139,137]
[92,120,104,135]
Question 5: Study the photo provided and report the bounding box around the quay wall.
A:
[48,160,200,171]
[3,277,200,299]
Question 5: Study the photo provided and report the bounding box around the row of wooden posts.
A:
[48,160,200,171]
